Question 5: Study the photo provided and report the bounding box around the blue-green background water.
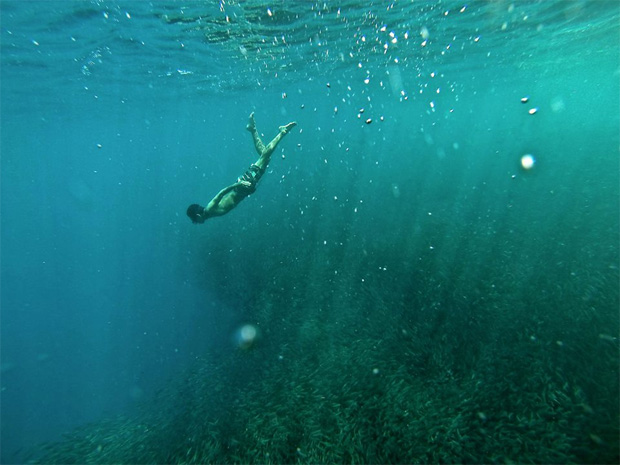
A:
[1,1,619,463]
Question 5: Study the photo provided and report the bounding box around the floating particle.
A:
[580,404,594,414]
[380,116,384,121]
[365,118,372,124]
[391,184,400,198]
[267,7,272,16]
[281,92,287,99]
[521,96,529,103]
[235,324,258,350]
[359,108,365,113]
[326,82,331,88]
[528,107,538,115]
[521,154,535,170]
[96,143,102,149]
[590,434,603,445]
[372,368,380,375]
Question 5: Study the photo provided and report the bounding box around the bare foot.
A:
[279,121,297,134]
[246,112,256,132]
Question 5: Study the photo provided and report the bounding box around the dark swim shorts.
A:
[236,164,264,194]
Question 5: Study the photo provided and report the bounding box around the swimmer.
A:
[186,113,297,224]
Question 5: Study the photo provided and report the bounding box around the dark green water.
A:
[1,1,618,463]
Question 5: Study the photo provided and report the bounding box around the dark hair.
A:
[187,204,206,224]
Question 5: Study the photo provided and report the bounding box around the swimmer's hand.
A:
[237,179,253,189]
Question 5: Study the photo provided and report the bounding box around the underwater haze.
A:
[1,1,619,463]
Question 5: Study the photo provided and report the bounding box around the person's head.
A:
[187,204,207,224]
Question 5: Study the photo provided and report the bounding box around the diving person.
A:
[186,112,297,224]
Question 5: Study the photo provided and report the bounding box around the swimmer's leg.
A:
[253,121,297,171]
[246,112,266,156]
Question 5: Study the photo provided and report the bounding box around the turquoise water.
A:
[1,1,619,463]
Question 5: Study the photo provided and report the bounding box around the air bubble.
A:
[521,154,535,170]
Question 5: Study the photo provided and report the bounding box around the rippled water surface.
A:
[2,0,618,98]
